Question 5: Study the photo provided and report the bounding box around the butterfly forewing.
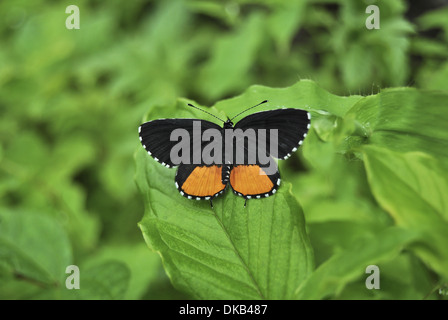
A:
[234,108,311,160]
[139,119,222,168]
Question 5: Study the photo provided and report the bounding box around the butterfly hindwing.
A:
[139,119,221,168]
[229,162,280,199]
[234,108,311,160]
[175,164,226,200]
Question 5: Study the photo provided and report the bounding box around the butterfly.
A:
[138,100,311,207]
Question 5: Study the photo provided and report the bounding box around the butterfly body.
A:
[139,105,311,206]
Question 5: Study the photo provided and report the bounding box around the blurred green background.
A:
[0,0,447,299]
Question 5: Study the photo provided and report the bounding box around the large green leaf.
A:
[136,150,313,299]
[363,145,448,278]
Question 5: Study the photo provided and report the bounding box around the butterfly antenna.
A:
[230,100,268,121]
[187,103,225,123]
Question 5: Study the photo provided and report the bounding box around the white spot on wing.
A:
[299,140,303,145]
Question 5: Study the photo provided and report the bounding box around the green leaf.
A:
[294,227,417,299]
[136,152,313,299]
[0,210,72,286]
[199,12,265,100]
[411,37,448,58]
[363,145,448,277]
[81,243,162,300]
[417,60,448,91]
[267,0,306,55]
[418,7,448,42]
[337,252,436,300]
[66,261,131,300]
[32,260,131,300]
[347,88,448,166]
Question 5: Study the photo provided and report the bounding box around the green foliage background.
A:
[0,0,447,299]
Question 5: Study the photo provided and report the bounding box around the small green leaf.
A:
[418,7,448,42]
[81,243,162,300]
[267,1,306,55]
[200,13,265,100]
[71,261,131,300]
[0,210,72,286]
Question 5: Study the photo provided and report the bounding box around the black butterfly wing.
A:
[233,108,311,160]
[138,119,222,167]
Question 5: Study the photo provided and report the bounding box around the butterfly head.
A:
[224,118,234,129]
[187,100,268,129]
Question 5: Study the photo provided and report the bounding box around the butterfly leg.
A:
[244,198,248,208]
[209,199,214,209]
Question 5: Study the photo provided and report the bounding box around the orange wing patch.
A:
[230,165,275,196]
[181,165,226,197]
